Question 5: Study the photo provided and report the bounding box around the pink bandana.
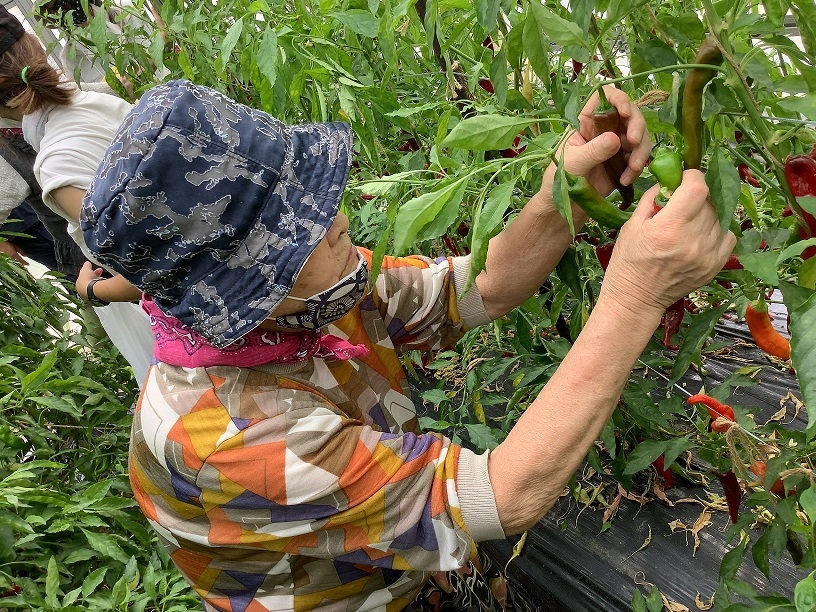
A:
[142,297,369,368]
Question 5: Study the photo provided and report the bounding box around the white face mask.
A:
[273,254,368,330]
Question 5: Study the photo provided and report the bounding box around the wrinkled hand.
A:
[76,261,102,302]
[0,240,27,266]
[601,170,736,316]
[541,86,651,204]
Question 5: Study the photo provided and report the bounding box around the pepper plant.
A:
[21,0,816,608]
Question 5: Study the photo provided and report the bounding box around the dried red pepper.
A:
[661,298,685,349]
[687,393,736,432]
[715,469,742,523]
[592,88,635,208]
[745,301,791,360]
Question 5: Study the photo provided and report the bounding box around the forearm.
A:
[488,293,663,534]
[79,272,142,303]
[475,191,587,319]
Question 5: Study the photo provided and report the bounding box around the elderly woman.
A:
[80,78,734,611]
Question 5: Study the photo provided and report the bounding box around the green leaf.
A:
[527,3,588,53]
[795,573,816,612]
[82,528,131,564]
[463,423,500,451]
[720,535,748,582]
[46,556,60,608]
[785,292,816,436]
[705,145,741,232]
[256,26,279,89]
[623,439,667,474]
[441,115,536,150]
[218,16,244,75]
[670,305,730,383]
[392,179,468,254]
[552,151,574,236]
[738,251,780,286]
[328,9,380,38]
[464,180,515,293]
[82,567,109,598]
[777,238,816,263]
[751,528,770,578]
[420,389,450,405]
[631,588,648,612]
[785,0,816,58]
[21,349,58,393]
[645,586,663,612]
[489,49,509,108]
[777,93,816,120]
[474,0,501,30]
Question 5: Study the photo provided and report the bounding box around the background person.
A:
[0,5,153,386]
[81,79,735,611]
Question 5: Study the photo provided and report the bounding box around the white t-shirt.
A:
[22,89,154,388]
[23,88,132,262]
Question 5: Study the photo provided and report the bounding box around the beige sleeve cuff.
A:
[451,255,492,329]
[456,448,505,542]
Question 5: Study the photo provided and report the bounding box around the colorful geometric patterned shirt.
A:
[130,249,505,611]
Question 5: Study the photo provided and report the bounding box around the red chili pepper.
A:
[750,460,786,497]
[715,470,742,523]
[784,155,816,259]
[457,222,470,237]
[1,585,21,597]
[652,455,674,489]
[738,163,761,187]
[571,59,583,81]
[721,254,743,270]
[397,137,420,152]
[687,394,736,432]
[500,134,526,158]
[441,234,460,257]
[477,78,494,94]
[595,242,615,272]
[745,301,791,360]
[661,298,685,349]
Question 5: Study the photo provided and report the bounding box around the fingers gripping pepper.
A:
[592,88,635,208]
[745,301,791,360]
[687,394,735,432]
[566,172,632,229]
[682,36,724,170]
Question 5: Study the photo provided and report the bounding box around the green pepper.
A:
[681,36,723,170]
[649,149,683,192]
[566,172,632,229]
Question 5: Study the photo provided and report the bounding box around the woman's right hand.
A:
[600,170,736,318]
[76,261,102,303]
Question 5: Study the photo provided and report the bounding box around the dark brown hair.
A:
[0,33,75,114]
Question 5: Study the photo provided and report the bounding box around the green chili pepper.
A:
[649,148,683,192]
[681,36,723,170]
[566,172,632,229]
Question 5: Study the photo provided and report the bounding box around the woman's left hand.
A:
[540,87,651,204]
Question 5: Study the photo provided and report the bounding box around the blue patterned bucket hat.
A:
[81,79,353,348]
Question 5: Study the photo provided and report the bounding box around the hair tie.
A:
[20,66,29,84]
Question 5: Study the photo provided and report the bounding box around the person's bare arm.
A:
[475,87,651,319]
[488,172,736,534]
[51,186,143,303]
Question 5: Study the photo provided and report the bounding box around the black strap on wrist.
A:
[86,277,110,307]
